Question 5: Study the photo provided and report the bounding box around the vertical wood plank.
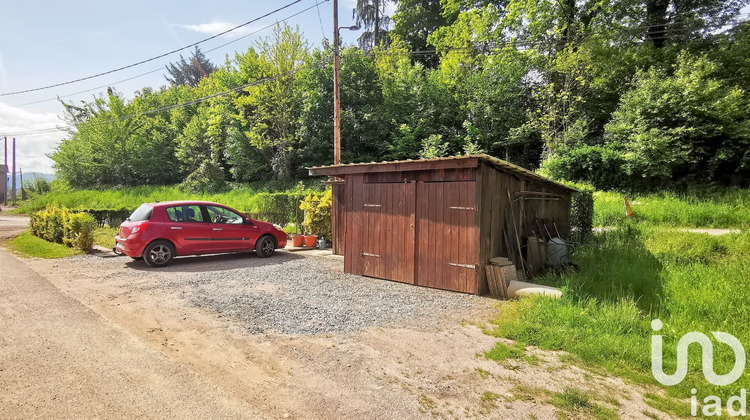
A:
[448,183,459,292]
[407,181,416,284]
[435,182,445,290]
[466,179,478,294]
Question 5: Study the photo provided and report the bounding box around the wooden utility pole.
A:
[19,168,24,201]
[3,137,7,206]
[333,0,341,165]
[11,138,16,205]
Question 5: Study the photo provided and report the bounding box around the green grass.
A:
[594,189,750,228]
[549,388,619,420]
[643,393,692,418]
[487,188,750,409]
[15,180,325,215]
[94,227,118,250]
[484,341,525,361]
[4,231,79,258]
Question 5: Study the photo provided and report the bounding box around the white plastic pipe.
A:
[507,280,562,299]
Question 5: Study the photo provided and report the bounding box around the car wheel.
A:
[255,236,275,258]
[143,240,175,267]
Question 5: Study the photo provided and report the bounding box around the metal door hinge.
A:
[448,262,477,271]
[361,251,381,258]
[450,205,478,212]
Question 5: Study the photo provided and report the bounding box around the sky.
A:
[0,0,380,174]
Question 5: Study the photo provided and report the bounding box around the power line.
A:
[0,68,165,109]
[0,0,306,97]
[202,0,330,55]
[316,0,328,41]
[0,0,330,110]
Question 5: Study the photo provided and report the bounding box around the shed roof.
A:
[308,154,578,193]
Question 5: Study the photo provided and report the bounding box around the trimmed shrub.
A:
[82,209,132,227]
[63,212,96,252]
[254,192,304,226]
[300,188,332,240]
[29,205,96,252]
[542,145,631,191]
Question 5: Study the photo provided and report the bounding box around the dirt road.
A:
[0,215,671,419]
[0,249,257,418]
[0,212,29,240]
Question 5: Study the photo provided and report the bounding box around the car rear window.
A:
[128,204,153,222]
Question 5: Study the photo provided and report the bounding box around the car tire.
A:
[255,235,275,258]
[143,240,175,267]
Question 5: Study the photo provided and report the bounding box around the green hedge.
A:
[249,192,305,227]
[82,209,132,227]
[29,205,96,252]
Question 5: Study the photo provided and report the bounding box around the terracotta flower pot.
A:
[291,235,304,247]
[304,235,317,247]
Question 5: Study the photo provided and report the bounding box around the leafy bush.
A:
[29,205,96,252]
[570,185,594,241]
[541,145,630,191]
[253,192,304,227]
[63,212,96,252]
[300,188,332,240]
[605,53,750,187]
[82,209,132,227]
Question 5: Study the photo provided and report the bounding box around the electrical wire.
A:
[0,0,330,110]
[0,0,306,97]
[0,72,292,137]
[316,0,328,41]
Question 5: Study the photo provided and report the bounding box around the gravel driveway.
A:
[117,251,490,335]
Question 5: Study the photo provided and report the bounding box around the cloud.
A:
[179,21,258,38]
[0,104,63,174]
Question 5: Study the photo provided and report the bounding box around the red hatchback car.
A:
[114,201,287,267]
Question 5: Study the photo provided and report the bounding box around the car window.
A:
[129,204,153,221]
[165,205,205,223]
[206,205,244,224]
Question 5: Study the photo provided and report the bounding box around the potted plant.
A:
[291,234,304,247]
[304,233,317,247]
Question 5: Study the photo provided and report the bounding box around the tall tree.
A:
[392,0,454,67]
[165,46,218,87]
[234,24,309,179]
[353,0,397,51]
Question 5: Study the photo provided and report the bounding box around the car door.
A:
[163,205,213,254]
[205,205,258,252]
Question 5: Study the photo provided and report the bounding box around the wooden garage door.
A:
[349,182,415,284]
[416,181,478,294]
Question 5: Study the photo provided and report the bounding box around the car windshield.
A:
[128,204,153,221]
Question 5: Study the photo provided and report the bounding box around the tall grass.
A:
[16,181,325,215]
[490,190,750,405]
[594,189,750,227]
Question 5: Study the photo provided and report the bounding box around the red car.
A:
[114,201,287,267]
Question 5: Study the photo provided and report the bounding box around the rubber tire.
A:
[255,236,275,258]
[143,240,175,267]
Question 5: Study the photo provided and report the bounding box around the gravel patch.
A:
[127,251,492,335]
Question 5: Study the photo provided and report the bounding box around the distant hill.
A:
[5,172,55,189]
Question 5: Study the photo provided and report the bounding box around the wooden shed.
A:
[308,155,577,295]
